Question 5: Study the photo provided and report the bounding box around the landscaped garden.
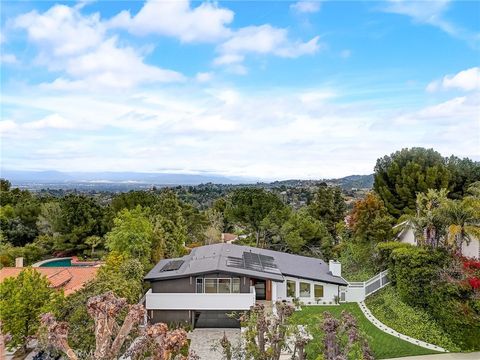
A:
[290,303,440,359]
[366,286,460,351]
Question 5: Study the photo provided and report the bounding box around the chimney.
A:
[15,257,24,268]
[329,260,341,277]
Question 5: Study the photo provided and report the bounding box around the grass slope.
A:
[366,287,459,351]
[290,303,439,359]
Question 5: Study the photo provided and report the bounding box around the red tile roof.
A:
[0,267,99,295]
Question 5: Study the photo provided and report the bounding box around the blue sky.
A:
[1,0,479,180]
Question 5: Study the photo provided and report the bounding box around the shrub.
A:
[375,241,412,273]
[389,247,446,306]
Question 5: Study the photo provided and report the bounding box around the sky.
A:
[0,0,479,180]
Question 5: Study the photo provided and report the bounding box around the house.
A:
[395,221,480,259]
[0,266,99,295]
[144,243,348,328]
[221,233,238,243]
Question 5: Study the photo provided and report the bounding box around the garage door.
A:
[194,311,240,328]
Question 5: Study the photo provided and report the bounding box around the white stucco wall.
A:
[399,225,479,259]
[145,289,256,310]
[343,285,366,302]
[274,276,339,304]
[398,227,416,245]
[462,237,480,259]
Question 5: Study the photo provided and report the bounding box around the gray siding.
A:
[151,277,194,293]
[150,273,252,293]
[150,310,191,325]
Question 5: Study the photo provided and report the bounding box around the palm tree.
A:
[439,198,480,255]
[408,189,448,248]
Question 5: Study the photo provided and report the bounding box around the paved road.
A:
[387,353,480,360]
[188,328,241,359]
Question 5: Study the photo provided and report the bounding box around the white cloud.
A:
[0,120,18,133]
[0,53,18,64]
[291,1,322,14]
[427,67,480,92]
[4,85,477,178]
[14,5,104,56]
[195,72,213,82]
[215,25,322,68]
[23,114,75,130]
[13,4,184,90]
[108,0,234,43]
[382,0,477,44]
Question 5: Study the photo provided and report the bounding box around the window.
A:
[300,282,311,297]
[232,278,240,293]
[218,279,231,293]
[204,279,217,293]
[287,280,296,298]
[196,278,203,293]
[314,284,324,298]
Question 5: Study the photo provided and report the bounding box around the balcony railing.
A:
[145,286,256,311]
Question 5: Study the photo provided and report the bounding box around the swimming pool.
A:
[39,258,73,267]
[33,257,100,267]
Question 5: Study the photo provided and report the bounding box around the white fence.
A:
[343,270,389,302]
[145,286,256,311]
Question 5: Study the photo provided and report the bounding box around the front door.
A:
[252,279,266,300]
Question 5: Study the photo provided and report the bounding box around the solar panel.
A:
[160,260,184,272]
[226,251,280,274]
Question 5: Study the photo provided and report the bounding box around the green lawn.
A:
[290,304,440,359]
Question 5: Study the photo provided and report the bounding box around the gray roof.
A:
[145,243,348,286]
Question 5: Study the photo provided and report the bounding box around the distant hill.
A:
[330,174,374,189]
[0,170,373,191]
[0,170,250,187]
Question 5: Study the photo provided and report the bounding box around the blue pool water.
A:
[39,258,73,267]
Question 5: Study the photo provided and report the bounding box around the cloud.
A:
[0,120,18,133]
[382,0,477,44]
[195,72,213,82]
[0,53,18,64]
[13,5,105,56]
[427,67,480,92]
[3,85,477,178]
[108,0,234,43]
[214,25,322,68]
[291,1,322,14]
[23,114,75,130]
[12,4,184,90]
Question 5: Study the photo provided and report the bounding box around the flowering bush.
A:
[462,258,480,291]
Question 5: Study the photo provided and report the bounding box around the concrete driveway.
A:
[188,328,241,359]
[387,353,480,360]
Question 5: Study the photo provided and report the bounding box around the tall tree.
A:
[374,148,451,217]
[446,156,480,199]
[105,206,153,266]
[308,184,346,238]
[438,198,480,254]
[280,209,333,257]
[151,190,188,258]
[226,188,284,247]
[348,192,394,243]
[409,189,448,248]
[0,269,62,352]
[56,194,109,253]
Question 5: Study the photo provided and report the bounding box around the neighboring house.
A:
[0,266,98,295]
[395,221,480,259]
[221,233,238,243]
[144,243,348,328]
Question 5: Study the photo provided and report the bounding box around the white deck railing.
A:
[343,270,389,302]
[145,286,256,311]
